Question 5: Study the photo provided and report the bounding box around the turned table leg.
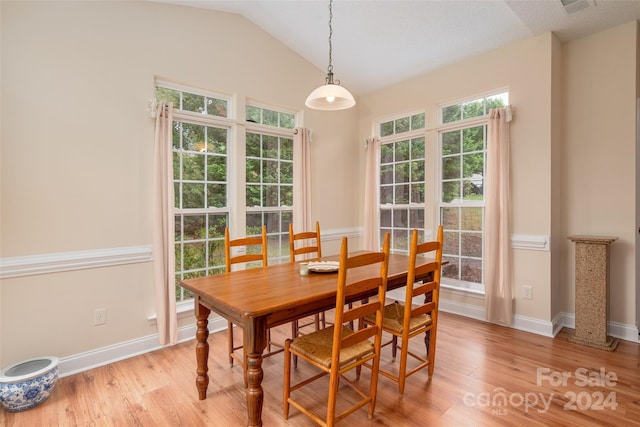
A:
[195,298,211,400]
[244,317,267,427]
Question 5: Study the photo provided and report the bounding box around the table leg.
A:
[244,317,267,427]
[195,298,211,400]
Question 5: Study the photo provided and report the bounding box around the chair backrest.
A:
[331,232,390,368]
[224,225,268,272]
[288,221,322,262]
[403,226,443,327]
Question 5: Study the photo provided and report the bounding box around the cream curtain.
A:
[152,101,177,345]
[293,128,312,233]
[484,106,513,326]
[363,136,380,251]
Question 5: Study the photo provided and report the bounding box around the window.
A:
[155,83,298,302]
[378,112,426,254]
[245,104,296,264]
[438,92,508,292]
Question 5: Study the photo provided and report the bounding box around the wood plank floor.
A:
[3,312,639,426]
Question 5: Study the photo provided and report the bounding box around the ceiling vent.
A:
[560,0,596,14]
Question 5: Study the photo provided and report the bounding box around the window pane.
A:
[262,135,278,159]
[208,240,225,268]
[411,183,424,204]
[442,207,459,229]
[381,165,394,185]
[156,87,180,106]
[396,117,410,134]
[442,131,460,155]
[263,109,278,126]
[380,121,394,137]
[409,208,424,229]
[207,214,227,238]
[246,185,261,207]
[182,153,204,181]
[442,156,460,180]
[395,162,409,183]
[182,123,204,151]
[182,183,205,208]
[463,100,484,120]
[246,213,262,230]
[411,113,425,130]
[207,127,227,153]
[395,140,409,162]
[246,133,261,157]
[411,159,424,181]
[392,229,409,253]
[443,231,459,256]
[246,105,260,123]
[461,208,482,231]
[461,233,482,257]
[280,185,293,206]
[205,97,227,117]
[393,209,407,228]
[280,162,293,184]
[442,181,460,203]
[281,138,293,160]
[442,256,459,280]
[263,185,279,207]
[463,126,484,152]
[461,258,482,282]
[182,92,205,114]
[262,160,278,183]
[442,105,461,123]
[411,137,425,158]
[183,241,206,269]
[183,215,205,240]
[207,184,226,208]
[381,144,394,163]
[380,186,393,204]
[279,112,294,129]
[395,184,409,204]
[207,156,226,181]
[380,209,392,227]
[246,159,260,183]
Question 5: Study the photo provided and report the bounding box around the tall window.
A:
[155,83,298,302]
[378,112,426,254]
[439,92,507,292]
[245,104,295,264]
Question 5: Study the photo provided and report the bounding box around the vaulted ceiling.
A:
[156,1,640,95]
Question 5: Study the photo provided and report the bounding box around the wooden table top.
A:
[180,253,424,327]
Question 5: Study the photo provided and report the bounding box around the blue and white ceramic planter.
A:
[0,356,58,412]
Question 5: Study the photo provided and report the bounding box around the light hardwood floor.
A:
[3,312,639,426]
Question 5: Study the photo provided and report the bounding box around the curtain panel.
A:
[293,128,312,233]
[484,106,513,326]
[152,101,177,345]
[363,136,381,251]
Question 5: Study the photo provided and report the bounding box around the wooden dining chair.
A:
[283,233,390,426]
[224,224,282,386]
[363,226,443,395]
[289,221,325,335]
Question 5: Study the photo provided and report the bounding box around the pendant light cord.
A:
[325,0,339,85]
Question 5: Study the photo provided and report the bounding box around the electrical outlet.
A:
[95,308,107,326]
[523,286,533,300]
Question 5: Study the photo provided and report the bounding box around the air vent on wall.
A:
[560,0,596,14]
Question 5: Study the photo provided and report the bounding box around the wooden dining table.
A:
[180,252,435,427]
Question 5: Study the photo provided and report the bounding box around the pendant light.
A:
[305,0,355,111]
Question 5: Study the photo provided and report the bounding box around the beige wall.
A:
[0,1,357,367]
[561,21,638,326]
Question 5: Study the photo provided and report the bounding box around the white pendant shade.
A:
[305,83,355,111]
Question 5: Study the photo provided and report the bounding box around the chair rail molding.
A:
[0,245,153,279]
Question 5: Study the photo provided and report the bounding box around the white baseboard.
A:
[58,316,227,378]
[552,312,639,343]
[58,307,639,378]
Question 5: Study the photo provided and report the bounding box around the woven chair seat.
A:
[364,302,431,335]
[290,325,374,369]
